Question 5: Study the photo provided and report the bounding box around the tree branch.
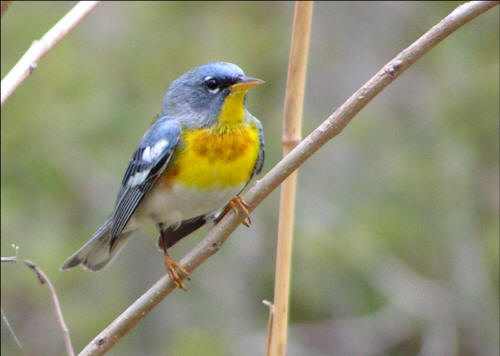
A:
[24,260,75,356]
[78,1,498,355]
[2,255,75,355]
[0,1,100,105]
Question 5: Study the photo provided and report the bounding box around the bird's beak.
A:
[230,76,265,92]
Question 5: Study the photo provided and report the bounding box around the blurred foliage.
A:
[1,2,498,355]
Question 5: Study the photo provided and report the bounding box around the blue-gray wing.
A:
[251,118,265,178]
[237,116,264,196]
[110,116,181,239]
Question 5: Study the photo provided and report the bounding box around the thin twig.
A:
[1,256,18,263]
[0,1,100,105]
[77,2,498,355]
[2,254,74,354]
[268,2,313,356]
[1,0,12,19]
[1,245,20,263]
[24,260,75,356]
[1,306,25,353]
[263,300,275,356]
[1,253,24,352]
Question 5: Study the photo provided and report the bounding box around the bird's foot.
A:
[164,255,189,291]
[215,196,252,227]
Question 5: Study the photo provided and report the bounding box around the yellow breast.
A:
[161,123,260,190]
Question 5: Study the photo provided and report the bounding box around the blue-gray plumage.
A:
[110,116,181,241]
[162,62,246,128]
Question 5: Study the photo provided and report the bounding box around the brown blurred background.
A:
[1,2,498,355]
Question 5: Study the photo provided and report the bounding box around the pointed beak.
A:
[230,76,265,92]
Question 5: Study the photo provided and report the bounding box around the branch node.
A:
[24,259,46,284]
[281,135,301,148]
[211,241,222,252]
[262,299,275,311]
[29,63,38,74]
[384,59,402,78]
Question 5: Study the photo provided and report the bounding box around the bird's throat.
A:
[216,90,246,129]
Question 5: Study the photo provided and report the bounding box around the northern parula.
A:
[61,62,265,290]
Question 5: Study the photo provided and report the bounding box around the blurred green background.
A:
[1,2,498,355]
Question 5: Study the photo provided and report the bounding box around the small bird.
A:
[61,62,264,290]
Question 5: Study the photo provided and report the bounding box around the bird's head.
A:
[162,62,263,128]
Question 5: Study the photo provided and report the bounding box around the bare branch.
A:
[2,252,72,354]
[1,1,12,19]
[268,2,313,356]
[1,245,20,263]
[78,1,498,355]
[0,1,100,105]
[24,260,75,356]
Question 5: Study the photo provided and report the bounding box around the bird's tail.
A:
[60,217,134,272]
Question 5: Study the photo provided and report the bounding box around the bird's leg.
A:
[158,224,189,291]
[215,196,252,227]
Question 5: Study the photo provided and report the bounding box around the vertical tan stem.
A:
[268,2,313,356]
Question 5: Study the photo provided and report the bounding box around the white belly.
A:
[128,183,243,230]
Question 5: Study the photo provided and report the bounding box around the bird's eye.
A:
[203,76,220,93]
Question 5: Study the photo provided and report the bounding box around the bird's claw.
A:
[216,196,252,227]
[164,255,189,291]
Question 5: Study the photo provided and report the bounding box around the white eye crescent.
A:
[203,76,220,93]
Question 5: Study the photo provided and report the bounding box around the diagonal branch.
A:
[78,1,498,355]
[2,255,74,356]
[1,1,100,105]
